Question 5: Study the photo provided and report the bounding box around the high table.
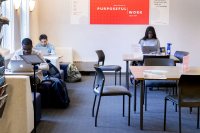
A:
[130,66,200,130]
[123,54,180,90]
[0,76,34,133]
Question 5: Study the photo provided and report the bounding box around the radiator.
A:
[74,61,97,71]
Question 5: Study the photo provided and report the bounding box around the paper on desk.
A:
[143,70,167,79]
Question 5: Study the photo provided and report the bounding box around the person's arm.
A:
[38,62,49,70]
[33,50,49,70]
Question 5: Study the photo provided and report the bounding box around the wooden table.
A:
[129,66,200,130]
[123,54,180,90]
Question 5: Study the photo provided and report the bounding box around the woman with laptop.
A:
[130,26,161,85]
[139,26,160,54]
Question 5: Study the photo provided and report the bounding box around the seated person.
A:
[139,26,160,54]
[8,38,49,84]
[9,38,48,70]
[34,34,56,55]
[130,26,160,85]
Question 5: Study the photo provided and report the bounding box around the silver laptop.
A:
[34,47,50,56]
[142,46,158,54]
[10,60,33,72]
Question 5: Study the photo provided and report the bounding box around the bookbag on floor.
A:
[38,77,70,108]
[66,63,81,82]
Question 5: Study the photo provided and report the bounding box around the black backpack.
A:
[38,59,70,108]
[38,77,70,108]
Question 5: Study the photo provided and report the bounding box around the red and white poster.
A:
[90,0,149,24]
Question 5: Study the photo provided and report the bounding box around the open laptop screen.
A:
[142,46,158,54]
[9,60,33,72]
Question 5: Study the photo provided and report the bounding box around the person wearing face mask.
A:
[139,26,160,54]
[35,34,56,55]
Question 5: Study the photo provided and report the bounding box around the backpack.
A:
[66,63,81,82]
[38,77,70,108]
[38,59,70,108]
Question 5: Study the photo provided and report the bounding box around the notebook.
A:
[142,46,158,54]
[9,60,33,72]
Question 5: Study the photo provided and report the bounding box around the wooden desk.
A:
[123,54,180,90]
[5,69,38,76]
[0,76,34,133]
[130,66,200,130]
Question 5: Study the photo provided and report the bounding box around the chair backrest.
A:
[93,67,105,95]
[178,75,200,105]
[144,58,175,66]
[174,51,189,63]
[96,50,105,66]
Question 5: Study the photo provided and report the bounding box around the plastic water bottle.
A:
[166,43,172,55]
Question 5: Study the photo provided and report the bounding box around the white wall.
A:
[31,0,200,71]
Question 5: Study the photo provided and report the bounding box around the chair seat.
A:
[166,95,200,107]
[102,85,131,96]
[99,65,121,71]
[145,80,176,87]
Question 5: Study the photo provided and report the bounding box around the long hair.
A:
[142,26,157,40]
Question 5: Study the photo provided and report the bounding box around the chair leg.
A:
[197,107,200,129]
[179,106,182,133]
[119,70,121,85]
[93,72,97,89]
[164,98,167,131]
[134,79,137,112]
[92,95,97,117]
[190,107,192,114]
[175,104,177,112]
[123,95,125,117]
[115,71,117,85]
[128,96,131,126]
[95,96,102,127]
[145,86,147,111]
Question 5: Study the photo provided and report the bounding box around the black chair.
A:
[164,75,200,133]
[143,58,177,111]
[95,50,121,86]
[92,67,131,126]
[174,51,189,63]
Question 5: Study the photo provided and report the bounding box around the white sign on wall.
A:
[150,0,169,25]
[70,0,89,24]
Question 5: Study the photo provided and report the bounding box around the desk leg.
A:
[134,79,137,112]
[140,80,144,130]
[126,61,129,90]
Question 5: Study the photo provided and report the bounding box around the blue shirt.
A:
[34,43,56,55]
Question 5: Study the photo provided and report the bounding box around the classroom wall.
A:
[30,0,200,71]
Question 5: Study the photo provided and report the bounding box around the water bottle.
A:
[166,43,172,55]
